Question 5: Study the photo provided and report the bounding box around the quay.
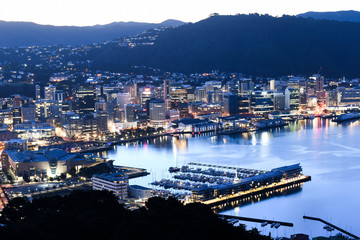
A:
[219,214,293,227]
[203,175,311,208]
[113,165,150,179]
[303,216,359,239]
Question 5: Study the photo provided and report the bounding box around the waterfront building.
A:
[336,87,360,106]
[92,173,129,200]
[149,100,166,126]
[192,164,303,202]
[1,148,97,180]
[223,94,238,116]
[2,149,70,180]
[172,118,216,133]
[274,92,286,111]
[285,88,300,111]
[251,91,274,114]
[128,185,153,199]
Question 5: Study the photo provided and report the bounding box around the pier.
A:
[303,216,359,239]
[204,175,311,208]
[219,214,293,227]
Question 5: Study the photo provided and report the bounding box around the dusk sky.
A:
[0,0,359,26]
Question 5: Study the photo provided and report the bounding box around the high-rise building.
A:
[116,93,131,110]
[11,107,22,125]
[285,88,300,111]
[75,87,95,116]
[163,79,171,100]
[35,85,41,101]
[22,106,36,122]
[149,100,166,125]
[251,91,274,114]
[125,104,141,122]
[238,78,254,96]
[44,85,56,101]
[13,95,21,107]
[274,93,286,110]
[97,111,108,132]
[140,87,153,107]
[54,90,64,102]
[269,80,276,90]
[223,94,238,115]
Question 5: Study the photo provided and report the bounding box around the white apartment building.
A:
[92,173,129,200]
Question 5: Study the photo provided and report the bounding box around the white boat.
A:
[261,222,268,227]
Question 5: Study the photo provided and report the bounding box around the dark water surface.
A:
[106,118,360,237]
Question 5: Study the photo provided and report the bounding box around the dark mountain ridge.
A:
[0,19,185,47]
[297,10,360,22]
[89,14,360,77]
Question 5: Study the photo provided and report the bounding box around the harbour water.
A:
[106,118,360,237]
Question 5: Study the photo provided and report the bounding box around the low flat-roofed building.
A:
[1,148,94,180]
[92,172,129,200]
[5,139,27,151]
[128,185,153,199]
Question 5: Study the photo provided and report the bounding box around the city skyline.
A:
[0,0,359,26]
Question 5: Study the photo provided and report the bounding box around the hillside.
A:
[297,10,360,22]
[0,191,270,240]
[0,20,185,47]
[89,14,360,77]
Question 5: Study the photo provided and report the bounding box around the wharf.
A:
[220,214,293,227]
[303,216,359,239]
[204,175,311,208]
[113,165,150,179]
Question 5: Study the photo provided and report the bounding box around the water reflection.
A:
[213,183,304,213]
[106,118,360,236]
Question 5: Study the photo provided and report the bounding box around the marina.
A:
[106,118,360,236]
[151,162,310,207]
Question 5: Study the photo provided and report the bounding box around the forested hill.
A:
[0,19,184,47]
[89,14,360,77]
